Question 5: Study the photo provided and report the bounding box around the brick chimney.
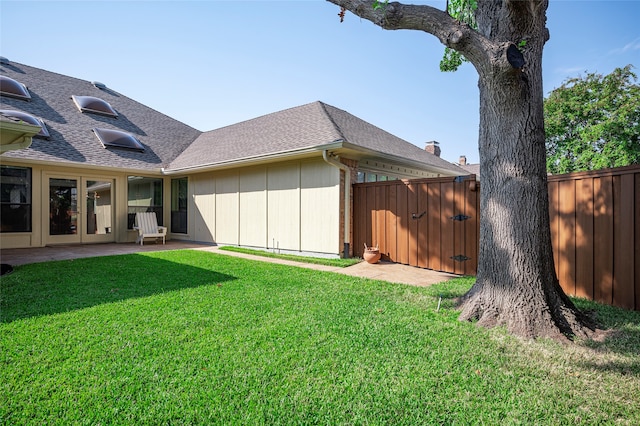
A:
[425,141,441,157]
[459,155,467,165]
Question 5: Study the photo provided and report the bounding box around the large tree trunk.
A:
[328,0,600,339]
[457,0,597,340]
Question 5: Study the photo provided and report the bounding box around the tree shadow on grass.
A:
[0,253,236,323]
[567,298,640,375]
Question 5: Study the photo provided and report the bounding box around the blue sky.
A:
[1,0,638,164]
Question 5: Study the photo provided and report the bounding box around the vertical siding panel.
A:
[215,171,239,245]
[300,161,339,254]
[417,182,429,268]
[239,168,267,248]
[613,174,635,309]
[192,175,216,244]
[594,176,614,305]
[408,183,419,267]
[440,181,455,273]
[575,178,594,300]
[386,184,398,262]
[427,183,441,271]
[396,183,409,264]
[558,179,577,296]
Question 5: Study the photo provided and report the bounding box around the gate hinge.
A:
[450,214,470,221]
[451,254,471,262]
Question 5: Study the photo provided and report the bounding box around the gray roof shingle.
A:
[169,101,464,174]
[1,61,463,176]
[1,62,201,171]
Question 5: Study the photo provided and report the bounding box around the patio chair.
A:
[134,212,167,245]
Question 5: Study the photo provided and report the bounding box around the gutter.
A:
[322,149,351,258]
[161,142,344,175]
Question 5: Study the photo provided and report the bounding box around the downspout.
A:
[322,150,351,258]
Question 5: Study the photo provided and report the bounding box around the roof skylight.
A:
[0,109,50,139]
[72,95,117,117]
[93,128,144,152]
[0,75,32,100]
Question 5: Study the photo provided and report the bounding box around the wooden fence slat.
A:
[613,174,635,309]
[397,184,409,265]
[594,176,614,305]
[575,178,594,299]
[453,179,466,275]
[558,179,577,296]
[375,185,386,256]
[386,184,397,261]
[441,182,455,273]
[408,183,419,266]
[417,183,429,268]
[427,183,441,271]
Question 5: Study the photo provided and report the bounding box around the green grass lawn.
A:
[1,250,639,425]
[218,245,362,267]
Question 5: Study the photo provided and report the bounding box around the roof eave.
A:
[335,142,466,177]
[162,141,345,175]
[0,156,165,176]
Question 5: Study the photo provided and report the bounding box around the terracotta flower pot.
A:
[363,245,381,264]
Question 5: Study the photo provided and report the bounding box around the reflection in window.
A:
[171,177,188,234]
[49,178,78,235]
[0,166,31,232]
[86,180,112,235]
[127,176,162,229]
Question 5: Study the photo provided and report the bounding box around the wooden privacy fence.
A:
[353,175,479,276]
[548,164,640,311]
[353,164,640,311]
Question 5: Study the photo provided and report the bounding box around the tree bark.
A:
[327,0,599,339]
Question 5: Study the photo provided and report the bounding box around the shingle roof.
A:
[168,101,464,175]
[1,61,464,176]
[0,62,201,171]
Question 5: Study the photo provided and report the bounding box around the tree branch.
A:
[326,0,502,72]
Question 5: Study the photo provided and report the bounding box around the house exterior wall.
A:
[0,160,150,248]
[187,158,340,256]
[1,157,341,255]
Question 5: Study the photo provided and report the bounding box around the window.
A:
[0,110,50,139]
[171,178,188,234]
[127,176,162,229]
[0,76,31,100]
[1,166,31,232]
[72,95,117,117]
[93,128,144,152]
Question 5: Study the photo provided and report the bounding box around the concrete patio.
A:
[0,241,458,287]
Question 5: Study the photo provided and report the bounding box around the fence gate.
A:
[353,175,479,275]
